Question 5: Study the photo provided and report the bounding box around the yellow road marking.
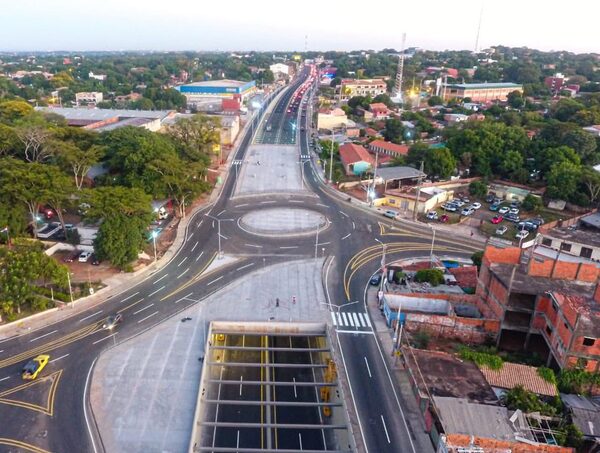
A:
[0,438,51,453]
[117,297,147,314]
[160,251,218,301]
[0,369,62,416]
[0,324,99,370]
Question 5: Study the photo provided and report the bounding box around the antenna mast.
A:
[474,3,484,53]
[392,33,407,104]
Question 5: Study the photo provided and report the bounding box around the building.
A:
[75,91,103,105]
[35,106,173,132]
[544,73,566,94]
[339,143,374,176]
[368,102,391,120]
[477,244,600,371]
[478,362,558,398]
[584,125,600,137]
[338,78,387,102]
[218,115,240,146]
[444,113,468,124]
[561,394,600,444]
[269,62,296,81]
[317,108,349,131]
[368,139,409,158]
[176,80,257,108]
[88,71,107,81]
[540,212,600,261]
[442,82,523,102]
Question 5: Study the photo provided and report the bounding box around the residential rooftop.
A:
[479,362,558,397]
[179,79,248,88]
[545,225,600,249]
[35,106,172,121]
[444,82,523,89]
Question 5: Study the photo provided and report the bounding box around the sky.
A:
[1,0,598,54]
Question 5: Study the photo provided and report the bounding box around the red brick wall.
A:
[405,313,500,343]
[483,246,521,266]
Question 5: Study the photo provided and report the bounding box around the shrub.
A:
[411,330,431,349]
[502,385,557,416]
[414,269,444,286]
[521,194,543,212]
[458,345,503,369]
[537,366,557,385]
[471,251,483,270]
[469,180,488,198]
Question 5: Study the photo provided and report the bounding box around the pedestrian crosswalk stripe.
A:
[352,312,360,327]
[337,312,342,326]
[342,312,349,326]
[331,312,336,326]
[347,313,354,327]
[364,314,372,328]
[331,312,372,329]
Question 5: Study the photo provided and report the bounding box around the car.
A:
[369,274,382,286]
[528,218,544,226]
[383,210,399,219]
[461,197,470,204]
[489,203,500,211]
[64,250,80,263]
[509,208,520,215]
[505,213,521,223]
[517,221,538,232]
[516,229,530,240]
[454,200,466,207]
[78,251,92,262]
[442,204,457,212]
[491,215,504,224]
[439,214,449,223]
[498,207,510,215]
[22,355,50,380]
[102,314,123,330]
[461,207,475,216]
[91,254,101,266]
[426,211,438,220]
[471,202,482,210]
[485,194,495,203]
[510,201,521,209]
[496,225,508,235]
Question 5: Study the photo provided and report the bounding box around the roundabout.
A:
[238,207,329,237]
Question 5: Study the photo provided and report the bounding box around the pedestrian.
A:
[470,231,474,237]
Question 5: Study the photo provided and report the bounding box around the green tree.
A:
[507,90,524,109]
[405,142,429,167]
[521,194,543,212]
[499,150,524,178]
[42,168,75,236]
[166,114,220,163]
[562,129,598,163]
[382,118,405,144]
[502,385,556,416]
[471,251,483,270]
[414,269,444,286]
[546,161,582,200]
[94,214,146,268]
[427,95,443,106]
[0,123,18,156]
[0,100,33,123]
[55,142,104,190]
[424,147,455,179]
[552,98,585,122]
[469,180,488,198]
[581,167,600,205]
[83,186,152,221]
[50,71,74,88]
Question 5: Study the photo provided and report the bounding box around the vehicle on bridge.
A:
[22,354,50,380]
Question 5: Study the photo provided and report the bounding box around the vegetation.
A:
[414,269,445,286]
[502,385,557,416]
[471,251,483,270]
[469,180,488,198]
[458,345,504,370]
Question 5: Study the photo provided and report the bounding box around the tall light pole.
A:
[429,225,436,268]
[205,214,233,259]
[314,222,320,259]
[66,269,74,309]
[329,128,335,183]
[151,230,158,262]
[375,238,387,308]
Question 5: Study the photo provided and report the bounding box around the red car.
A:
[491,215,503,224]
[439,214,449,223]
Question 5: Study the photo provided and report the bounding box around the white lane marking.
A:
[196,251,204,262]
[137,311,159,324]
[363,312,372,328]
[237,430,240,449]
[239,375,243,396]
[339,211,349,217]
[175,292,194,304]
[0,350,3,354]
[197,219,204,228]
[364,357,372,378]
[293,377,298,398]
[279,246,298,249]
[260,200,276,204]
[148,285,165,297]
[153,274,168,285]
[93,334,116,345]
[78,310,103,323]
[244,243,263,248]
[191,240,199,252]
[187,232,194,240]
[236,203,248,208]
[337,313,342,326]
[218,234,229,240]
[177,256,188,267]
[236,263,255,271]
[0,376,9,382]
[336,330,375,335]
[217,209,226,216]
[352,221,356,230]
[177,268,190,279]
[134,303,154,315]
[341,233,351,240]
[207,276,224,286]
[299,433,303,450]
[342,312,349,326]
[84,358,100,453]
[29,330,58,343]
[330,312,337,326]
[120,292,139,303]
[289,200,304,203]
[316,203,328,208]
[381,415,391,443]
[352,312,360,327]
[50,354,70,363]
[358,313,367,327]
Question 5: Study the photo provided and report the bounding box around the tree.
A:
[50,71,74,88]
[502,385,556,416]
[42,168,75,236]
[372,94,395,109]
[471,251,483,270]
[546,161,582,201]
[166,114,220,163]
[507,90,524,109]
[0,124,18,156]
[94,214,146,268]
[406,142,429,167]
[55,142,104,190]
[382,118,405,144]
[521,194,543,212]
[83,186,152,221]
[427,96,443,107]
[469,180,488,198]
[499,150,524,178]
[414,269,444,286]
[581,168,600,205]
[424,147,455,180]
[15,123,52,162]
[552,98,585,122]
[562,129,598,163]
[0,100,33,123]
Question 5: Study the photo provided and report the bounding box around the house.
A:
[369,102,390,120]
[444,113,468,123]
[339,143,374,176]
[561,394,600,444]
[583,125,600,137]
[540,212,600,261]
[365,127,380,138]
[478,362,559,398]
[75,91,103,106]
[441,82,523,102]
[544,74,566,94]
[338,78,387,102]
[317,108,348,131]
[368,140,409,158]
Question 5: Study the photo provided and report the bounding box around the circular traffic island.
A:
[239,208,328,237]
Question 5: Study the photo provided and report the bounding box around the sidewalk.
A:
[365,287,435,453]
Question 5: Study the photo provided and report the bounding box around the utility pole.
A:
[412,160,424,221]
[369,150,379,206]
[314,222,320,259]
[329,128,335,183]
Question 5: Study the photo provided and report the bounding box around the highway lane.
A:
[0,68,314,453]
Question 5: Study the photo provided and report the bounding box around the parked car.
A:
[461,207,475,216]
[471,202,482,210]
[454,200,466,207]
[489,203,500,211]
[510,201,521,209]
[516,229,530,240]
[78,251,92,263]
[498,206,510,215]
[527,218,544,226]
[485,194,495,203]
[509,208,520,215]
[383,210,399,219]
[64,250,80,263]
[461,197,470,204]
[439,214,449,223]
[442,204,457,212]
[496,225,508,235]
[102,313,123,330]
[491,216,504,224]
[91,254,101,266]
[517,221,538,232]
[426,211,438,220]
[505,213,521,223]
[369,274,382,286]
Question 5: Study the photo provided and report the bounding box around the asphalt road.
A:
[0,64,483,453]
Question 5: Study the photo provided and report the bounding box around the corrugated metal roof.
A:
[479,363,558,397]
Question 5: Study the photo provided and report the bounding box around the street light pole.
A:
[152,231,158,262]
[329,128,334,183]
[66,269,74,309]
[314,222,320,259]
[429,226,436,268]
[375,238,387,306]
[205,214,234,259]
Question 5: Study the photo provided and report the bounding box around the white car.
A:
[509,208,520,215]
[471,202,482,210]
[427,211,438,220]
[515,229,529,240]
[496,225,508,235]
[78,251,92,262]
[461,207,475,216]
[498,207,510,215]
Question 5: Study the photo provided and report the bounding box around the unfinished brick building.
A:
[477,244,600,371]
